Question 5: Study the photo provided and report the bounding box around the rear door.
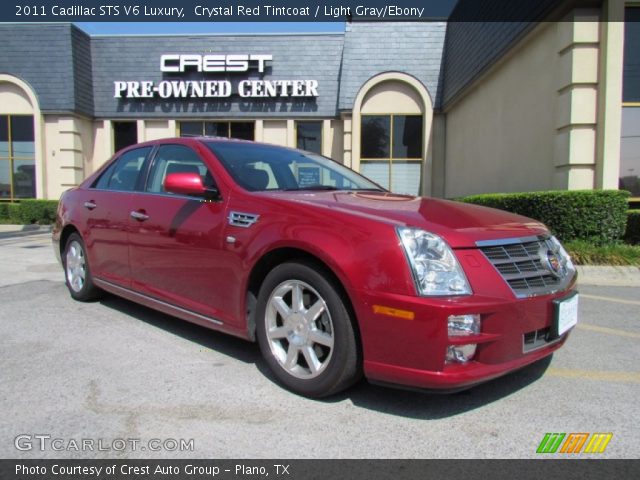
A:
[127,144,236,325]
[82,146,152,287]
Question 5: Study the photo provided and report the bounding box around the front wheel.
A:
[256,262,361,398]
[63,233,102,301]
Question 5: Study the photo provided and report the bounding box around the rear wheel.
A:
[64,233,102,301]
[256,261,360,398]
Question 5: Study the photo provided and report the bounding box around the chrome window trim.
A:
[87,188,218,203]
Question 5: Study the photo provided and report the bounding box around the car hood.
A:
[262,191,548,248]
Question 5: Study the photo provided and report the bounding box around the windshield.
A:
[205,141,384,192]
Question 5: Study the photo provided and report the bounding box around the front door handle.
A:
[130,210,149,221]
[84,201,97,210]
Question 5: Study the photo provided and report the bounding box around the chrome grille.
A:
[478,236,575,298]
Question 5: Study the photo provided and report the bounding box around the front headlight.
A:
[397,227,472,296]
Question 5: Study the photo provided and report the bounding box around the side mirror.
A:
[164,172,205,196]
[164,172,220,200]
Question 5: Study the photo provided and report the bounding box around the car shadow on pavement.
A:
[99,293,552,419]
[338,356,553,419]
[99,294,261,365]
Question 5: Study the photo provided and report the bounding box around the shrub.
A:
[457,190,629,245]
[7,203,21,223]
[12,200,59,225]
[625,210,640,245]
[0,203,8,220]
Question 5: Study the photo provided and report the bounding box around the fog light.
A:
[448,314,480,337]
[446,314,480,364]
[446,344,477,363]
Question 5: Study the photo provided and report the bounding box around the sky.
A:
[75,22,346,35]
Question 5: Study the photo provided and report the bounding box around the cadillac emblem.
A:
[542,249,564,278]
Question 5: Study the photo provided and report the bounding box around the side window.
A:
[93,147,151,191]
[146,145,216,195]
[93,162,117,190]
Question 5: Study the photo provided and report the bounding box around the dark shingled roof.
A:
[71,26,94,116]
[440,0,582,109]
[339,21,446,110]
[0,22,450,118]
[6,11,584,117]
[0,24,80,113]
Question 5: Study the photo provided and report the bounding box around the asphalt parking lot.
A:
[0,233,638,459]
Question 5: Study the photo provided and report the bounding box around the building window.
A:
[623,7,640,103]
[0,115,35,200]
[360,114,423,195]
[179,121,255,141]
[296,121,323,154]
[113,121,138,153]
[620,7,640,196]
[621,108,640,196]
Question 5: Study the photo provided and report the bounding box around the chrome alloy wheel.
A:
[65,240,86,293]
[265,280,335,379]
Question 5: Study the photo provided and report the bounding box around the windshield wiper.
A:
[282,185,340,191]
[280,186,386,192]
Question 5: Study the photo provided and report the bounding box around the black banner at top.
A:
[2,0,629,23]
[6,1,455,22]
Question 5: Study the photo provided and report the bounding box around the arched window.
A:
[353,74,433,196]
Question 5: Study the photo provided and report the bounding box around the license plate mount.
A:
[552,292,579,338]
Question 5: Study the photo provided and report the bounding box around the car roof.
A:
[114,136,310,160]
[189,136,253,144]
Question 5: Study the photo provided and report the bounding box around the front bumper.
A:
[355,285,576,391]
[52,228,62,265]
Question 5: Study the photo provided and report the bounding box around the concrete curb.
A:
[577,265,640,287]
[0,224,53,239]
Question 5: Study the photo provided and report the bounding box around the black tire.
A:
[63,233,102,301]
[256,261,361,398]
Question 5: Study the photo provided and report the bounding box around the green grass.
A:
[564,240,640,266]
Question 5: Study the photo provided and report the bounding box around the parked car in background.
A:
[53,137,578,397]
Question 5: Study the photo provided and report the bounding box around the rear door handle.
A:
[130,210,149,221]
[84,201,97,210]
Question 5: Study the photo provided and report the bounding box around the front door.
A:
[127,144,235,325]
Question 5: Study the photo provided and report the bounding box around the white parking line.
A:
[546,368,640,384]
[576,323,640,339]
[580,293,640,307]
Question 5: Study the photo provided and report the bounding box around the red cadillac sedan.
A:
[53,137,578,398]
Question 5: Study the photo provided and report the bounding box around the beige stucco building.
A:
[0,0,638,202]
